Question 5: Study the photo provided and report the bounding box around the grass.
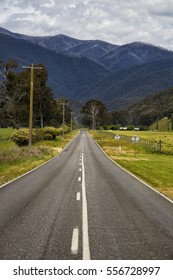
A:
[106,130,173,154]
[90,130,173,201]
[0,128,79,186]
[0,127,16,139]
[149,117,172,131]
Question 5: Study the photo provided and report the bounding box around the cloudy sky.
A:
[1,0,173,50]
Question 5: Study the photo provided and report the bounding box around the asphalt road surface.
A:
[0,131,173,260]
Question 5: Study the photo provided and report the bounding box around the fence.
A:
[140,139,162,152]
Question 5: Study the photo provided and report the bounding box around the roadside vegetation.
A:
[0,128,78,186]
[90,130,173,200]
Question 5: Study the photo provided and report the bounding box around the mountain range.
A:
[0,26,173,110]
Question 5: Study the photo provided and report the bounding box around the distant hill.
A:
[1,27,173,110]
[128,86,173,126]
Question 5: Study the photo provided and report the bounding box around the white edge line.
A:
[0,131,80,189]
[71,227,79,255]
[81,152,90,260]
[90,133,173,205]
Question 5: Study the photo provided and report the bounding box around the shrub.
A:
[11,129,43,146]
[127,125,134,130]
[56,128,62,136]
[42,127,57,139]
[58,125,70,134]
[109,125,119,130]
[102,125,109,130]
[11,129,29,146]
[43,133,53,140]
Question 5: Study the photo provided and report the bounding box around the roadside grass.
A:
[0,127,15,140]
[107,130,173,154]
[0,129,78,186]
[90,130,173,201]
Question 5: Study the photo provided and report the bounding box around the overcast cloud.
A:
[0,0,173,50]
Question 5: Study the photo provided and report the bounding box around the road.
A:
[0,130,173,260]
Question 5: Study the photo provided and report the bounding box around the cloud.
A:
[40,0,55,8]
[0,0,173,50]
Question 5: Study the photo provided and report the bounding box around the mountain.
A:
[80,58,173,109]
[0,32,109,100]
[99,42,173,70]
[1,27,173,110]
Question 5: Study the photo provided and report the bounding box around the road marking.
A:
[71,228,79,255]
[81,152,90,260]
[76,192,81,201]
[78,177,81,182]
[79,168,82,172]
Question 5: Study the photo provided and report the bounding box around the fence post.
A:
[159,140,162,152]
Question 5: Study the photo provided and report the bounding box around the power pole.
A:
[22,64,43,146]
[60,100,68,138]
[71,111,73,131]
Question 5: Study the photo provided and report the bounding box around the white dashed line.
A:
[78,177,81,182]
[71,228,79,255]
[76,192,81,201]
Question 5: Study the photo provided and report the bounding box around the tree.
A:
[81,100,108,129]
[29,64,56,128]
[0,59,26,127]
[0,61,57,128]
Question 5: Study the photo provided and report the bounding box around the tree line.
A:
[1,58,172,130]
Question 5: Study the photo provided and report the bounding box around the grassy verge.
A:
[0,129,78,186]
[90,130,173,201]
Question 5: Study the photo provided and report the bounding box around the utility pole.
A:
[71,111,73,131]
[22,64,43,146]
[60,100,68,138]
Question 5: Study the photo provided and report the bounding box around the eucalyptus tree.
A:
[81,99,108,129]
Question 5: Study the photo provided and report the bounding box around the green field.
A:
[150,117,172,131]
[90,130,173,200]
[0,128,78,186]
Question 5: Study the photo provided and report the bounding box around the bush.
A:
[58,125,70,134]
[102,125,109,130]
[43,133,53,140]
[109,125,119,130]
[11,129,29,146]
[56,128,62,136]
[11,129,43,146]
[11,126,70,146]
[42,127,57,139]
[127,125,134,130]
